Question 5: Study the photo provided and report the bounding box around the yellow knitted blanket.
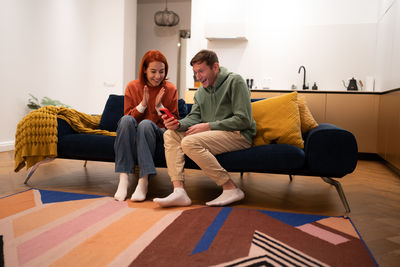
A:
[14,106,116,172]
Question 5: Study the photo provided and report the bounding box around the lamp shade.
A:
[154,8,180,27]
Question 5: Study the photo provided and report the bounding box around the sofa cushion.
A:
[98,95,124,132]
[216,144,305,172]
[298,96,319,133]
[57,134,116,162]
[154,144,305,172]
[252,96,318,134]
[251,92,304,149]
[178,99,188,119]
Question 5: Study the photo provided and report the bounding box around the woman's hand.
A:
[155,87,165,108]
[141,85,149,107]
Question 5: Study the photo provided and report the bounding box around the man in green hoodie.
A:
[154,49,256,207]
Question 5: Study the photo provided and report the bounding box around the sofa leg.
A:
[83,160,88,167]
[240,172,244,179]
[289,175,293,182]
[320,177,351,216]
[24,158,55,184]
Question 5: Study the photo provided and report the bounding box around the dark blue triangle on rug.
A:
[38,189,104,204]
[258,210,329,226]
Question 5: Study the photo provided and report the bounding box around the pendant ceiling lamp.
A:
[154,0,180,27]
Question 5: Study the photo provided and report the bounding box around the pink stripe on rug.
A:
[297,223,350,245]
[17,200,127,265]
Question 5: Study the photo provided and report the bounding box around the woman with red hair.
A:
[114,50,178,202]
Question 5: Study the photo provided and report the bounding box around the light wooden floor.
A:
[2,151,400,266]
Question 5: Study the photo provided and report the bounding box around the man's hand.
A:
[155,87,165,108]
[162,115,179,130]
[141,85,149,107]
[185,123,210,136]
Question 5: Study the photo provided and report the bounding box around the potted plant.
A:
[27,94,70,110]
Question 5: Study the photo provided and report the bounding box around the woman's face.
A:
[144,61,165,87]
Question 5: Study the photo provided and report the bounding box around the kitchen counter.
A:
[188,88,400,95]
[184,87,400,172]
[250,89,381,94]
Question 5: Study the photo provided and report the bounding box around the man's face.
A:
[192,61,219,88]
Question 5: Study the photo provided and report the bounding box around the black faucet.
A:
[298,65,309,90]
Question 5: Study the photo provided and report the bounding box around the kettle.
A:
[342,77,358,91]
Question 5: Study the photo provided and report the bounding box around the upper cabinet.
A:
[205,22,248,41]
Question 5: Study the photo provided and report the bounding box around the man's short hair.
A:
[190,49,219,67]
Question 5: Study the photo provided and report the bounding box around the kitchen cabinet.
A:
[250,91,380,153]
[325,94,379,153]
[250,92,281,99]
[184,89,398,155]
[185,89,196,104]
[251,92,327,123]
[378,90,400,170]
[186,90,282,104]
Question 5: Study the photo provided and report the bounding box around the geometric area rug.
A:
[0,189,377,266]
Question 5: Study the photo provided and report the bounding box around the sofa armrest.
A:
[303,123,358,178]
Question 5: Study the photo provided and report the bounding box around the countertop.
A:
[188,88,400,95]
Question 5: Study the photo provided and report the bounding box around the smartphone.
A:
[159,108,178,125]
[159,108,174,119]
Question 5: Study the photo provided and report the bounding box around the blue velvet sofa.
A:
[27,94,358,214]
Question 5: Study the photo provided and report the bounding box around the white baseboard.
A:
[0,141,15,152]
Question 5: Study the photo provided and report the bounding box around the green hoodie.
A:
[179,67,256,144]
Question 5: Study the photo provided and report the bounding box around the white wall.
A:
[375,0,400,91]
[86,0,137,114]
[187,0,380,91]
[136,0,191,96]
[0,0,137,151]
[124,0,138,89]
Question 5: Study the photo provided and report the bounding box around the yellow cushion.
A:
[251,92,304,149]
[298,95,319,133]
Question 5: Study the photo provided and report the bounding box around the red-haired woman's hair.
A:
[139,50,169,86]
